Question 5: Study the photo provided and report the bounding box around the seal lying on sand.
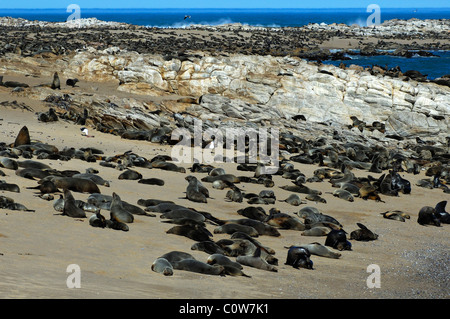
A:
[151,257,174,276]
[284,246,313,269]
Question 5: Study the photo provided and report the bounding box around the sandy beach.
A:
[0,17,449,301]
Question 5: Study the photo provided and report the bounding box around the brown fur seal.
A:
[265,208,306,231]
[325,229,352,251]
[51,72,60,90]
[301,226,331,236]
[0,182,20,193]
[13,126,31,147]
[236,248,278,272]
[284,246,313,269]
[380,210,410,222]
[89,211,107,228]
[224,219,280,237]
[0,157,19,170]
[138,178,165,186]
[110,192,134,223]
[160,251,195,264]
[42,176,100,194]
[349,223,378,241]
[417,206,441,226]
[191,241,227,255]
[214,223,259,237]
[171,259,225,276]
[61,189,86,218]
[280,194,305,206]
[166,224,212,242]
[185,175,208,203]
[118,169,142,180]
[151,257,174,276]
[299,242,341,259]
[237,206,268,222]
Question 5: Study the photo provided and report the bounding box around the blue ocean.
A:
[1,8,449,78]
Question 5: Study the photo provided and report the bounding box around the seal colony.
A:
[0,17,449,299]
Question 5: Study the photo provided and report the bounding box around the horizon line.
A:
[1,7,450,9]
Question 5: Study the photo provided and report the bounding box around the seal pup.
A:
[89,211,107,228]
[299,243,341,259]
[225,183,243,203]
[0,182,20,193]
[51,72,60,90]
[171,259,225,276]
[350,223,378,241]
[417,206,441,227]
[284,246,313,269]
[0,157,19,170]
[66,78,79,87]
[223,219,280,237]
[110,192,134,223]
[327,189,354,202]
[61,189,86,218]
[185,175,208,203]
[325,229,352,251]
[380,210,410,222]
[236,248,278,272]
[279,194,305,206]
[151,257,174,276]
[435,201,450,224]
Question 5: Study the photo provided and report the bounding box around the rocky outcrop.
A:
[57,47,450,141]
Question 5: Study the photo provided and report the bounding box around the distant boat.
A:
[413,9,417,13]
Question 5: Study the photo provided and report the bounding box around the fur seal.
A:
[350,223,378,241]
[380,210,410,222]
[301,226,331,236]
[138,178,165,186]
[214,223,259,237]
[279,184,322,195]
[160,208,206,223]
[185,175,208,203]
[207,254,243,270]
[325,229,352,251]
[417,206,441,226]
[297,207,342,228]
[0,182,20,193]
[13,126,31,147]
[237,206,268,222]
[299,242,341,259]
[435,201,450,224]
[51,72,60,90]
[284,246,313,269]
[171,258,225,276]
[42,176,100,194]
[223,219,280,237]
[225,183,243,203]
[305,193,327,203]
[72,173,110,187]
[118,169,142,180]
[236,248,278,272]
[201,174,240,184]
[110,192,134,223]
[66,78,79,87]
[265,208,306,231]
[327,189,354,202]
[206,254,251,278]
[191,241,227,255]
[152,160,186,173]
[280,194,305,206]
[151,257,174,276]
[61,189,86,218]
[0,157,19,170]
[166,224,212,242]
[230,232,276,256]
[160,251,195,264]
[89,211,107,228]
[137,199,174,207]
